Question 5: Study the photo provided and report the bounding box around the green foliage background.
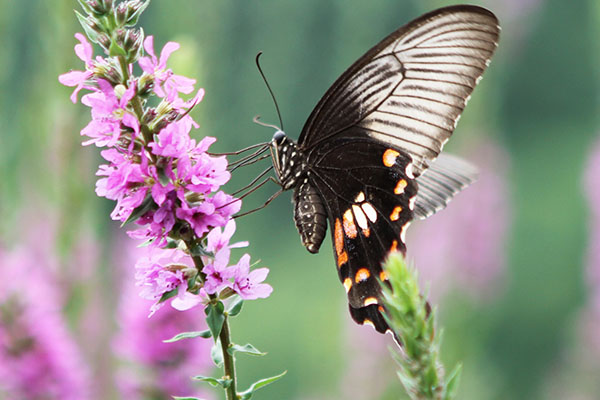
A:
[1,0,599,399]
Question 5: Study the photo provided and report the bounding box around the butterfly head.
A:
[269,131,306,190]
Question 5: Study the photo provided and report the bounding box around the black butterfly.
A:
[263,5,499,334]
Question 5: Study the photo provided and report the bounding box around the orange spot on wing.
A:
[335,218,349,267]
[383,149,400,167]
[390,206,403,221]
[380,270,389,281]
[355,268,371,283]
[334,218,344,255]
[337,251,348,267]
[343,278,352,293]
[394,179,407,194]
[364,297,378,306]
[362,227,370,237]
[343,209,357,239]
[390,240,398,253]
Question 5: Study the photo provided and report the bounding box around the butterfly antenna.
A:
[256,52,284,131]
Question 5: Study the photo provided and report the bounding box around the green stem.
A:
[186,240,238,400]
[218,314,237,400]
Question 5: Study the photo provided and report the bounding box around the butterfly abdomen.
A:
[293,180,328,254]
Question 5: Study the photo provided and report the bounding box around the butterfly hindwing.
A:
[306,138,417,332]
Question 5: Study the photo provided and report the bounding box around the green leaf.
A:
[158,288,178,304]
[205,302,225,340]
[164,330,211,343]
[192,374,231,389]
[109,40,127,57]
[121,193,155,227]
[226,296,244,317]
[172,397,207,400]
[238,371,287,400]
[227,343,266,357]
[443,363,463,400]
[75,11,99,43]
[210,341,223,368]
[164,237,181,249]
[76,0,93,14]
[189,243,214,258]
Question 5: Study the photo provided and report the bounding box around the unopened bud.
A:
[125,0,149,26]
[138,74,155,97]
[114,3,126,25]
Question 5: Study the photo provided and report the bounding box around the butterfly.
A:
[263,5,500,334]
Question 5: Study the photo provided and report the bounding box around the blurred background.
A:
[1,0,600,399]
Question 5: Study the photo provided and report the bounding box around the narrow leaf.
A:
[158,288,178,304]
[210,340,223,368]
[227,296,244,317]
[109,40,127,57]
[121,193,155,227]
[172,397,207,400]
[443,363,463,400]
[189,243,214,258]
[227,343,266,357]
[75,11,100,43]
[164,330,211,343]
[205,302,225,340]
[192,375,231,389]
[238,371,287,400]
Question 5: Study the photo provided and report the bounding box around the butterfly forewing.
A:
[299,5,499,176]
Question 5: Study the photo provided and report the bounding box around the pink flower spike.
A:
[231,254,273,300]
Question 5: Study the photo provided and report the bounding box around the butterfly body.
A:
[266,5,500,334]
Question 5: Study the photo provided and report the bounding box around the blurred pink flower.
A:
[407,139,511,301]
[580,137,600,358]
[0,247,92,399]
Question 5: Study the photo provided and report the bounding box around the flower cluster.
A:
[0,247,92,400]
[59,0,271,314]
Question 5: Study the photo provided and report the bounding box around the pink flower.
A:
[135,249,192,315]
[59,33,96,103]
[176,191,241,238]
[81,79,138,147]
[231,254,273,300]
[149,119,194,158]
[206,220,249,259]
[203,259,235,295]
[139,36,196,100]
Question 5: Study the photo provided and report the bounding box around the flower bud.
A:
[96,32,111,52]
[115,3,128,26]
[138,74,155,98]
[93,59,122,86]
[125,0,149,26]
[124,29,143,64]
[86,0,113,16]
